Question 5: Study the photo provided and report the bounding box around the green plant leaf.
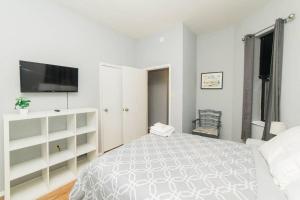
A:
[15,97,31,109]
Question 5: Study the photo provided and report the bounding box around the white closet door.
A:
[122,67,148,143]
[99,66,123,152]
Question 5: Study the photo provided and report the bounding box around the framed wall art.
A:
[201,72,223,89]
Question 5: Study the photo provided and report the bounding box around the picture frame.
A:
[201,72,223,89]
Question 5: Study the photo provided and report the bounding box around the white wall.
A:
[182,26,197,133]
[136,24,184,132]
[0,0,136,192]
[232,0,300,141]
[196,27,235,140]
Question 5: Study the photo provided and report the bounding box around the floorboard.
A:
[38,180,76,200]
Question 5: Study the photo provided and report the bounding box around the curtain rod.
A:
[242,13,296,41]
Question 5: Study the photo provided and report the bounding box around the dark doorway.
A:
[148,68,169,128]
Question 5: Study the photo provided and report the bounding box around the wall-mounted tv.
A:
[20,61,78,92]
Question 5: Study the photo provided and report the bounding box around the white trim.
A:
[99,62,134,69]
[144,64,172,126]
[144,64,171,71]
[97,152,104,157]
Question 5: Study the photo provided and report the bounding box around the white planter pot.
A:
[19,108,28,115]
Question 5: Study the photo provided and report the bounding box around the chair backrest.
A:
[198,109,222,128]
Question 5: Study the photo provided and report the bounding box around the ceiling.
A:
[54,0,271,39]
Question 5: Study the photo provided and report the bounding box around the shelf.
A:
[11,176,48,200]
[49,130,74,142]
[4,108,98,200]
[3,108,97,121]
[10,158,47,181]
[76,126,96,135]
[49,166,75,190]
[9,135,46,151]
[77,156,90,172]
[49,150,75,166]
[77,144,96,156]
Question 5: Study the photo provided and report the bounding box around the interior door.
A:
[99,66,123,152]
[122,67,148,143]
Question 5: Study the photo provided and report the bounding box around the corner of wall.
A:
[182,24,197,133]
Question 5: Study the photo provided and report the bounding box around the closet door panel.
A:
[99,66,123,152]
[122,67,147,143]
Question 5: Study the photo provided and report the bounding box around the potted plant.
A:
[15,97,31,115]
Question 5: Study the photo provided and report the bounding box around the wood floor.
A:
[38,180,75,200]
[0,180,75,200]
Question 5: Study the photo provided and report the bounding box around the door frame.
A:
[99,63,172,152]
[145,64,172,125]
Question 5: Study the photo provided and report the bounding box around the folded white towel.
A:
[150,129,174,137]
[151,126,174,134]
[152,123,175,133]
[150,130,173,137]
[150,123,175,137]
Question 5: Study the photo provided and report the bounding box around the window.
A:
[259,31,274,121]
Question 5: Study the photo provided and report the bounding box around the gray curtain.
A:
[262,18,285,140]
[241,35,255,141]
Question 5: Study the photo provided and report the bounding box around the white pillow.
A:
[259,126,300,189]
[284,178,300,200]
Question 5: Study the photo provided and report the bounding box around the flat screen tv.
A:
[20,61,78,92]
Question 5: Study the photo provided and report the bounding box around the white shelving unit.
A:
[4,108,98,200]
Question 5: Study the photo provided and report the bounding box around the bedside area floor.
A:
[38,181,75,200]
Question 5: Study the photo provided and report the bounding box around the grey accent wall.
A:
[196,0,300,142]
[182,26,197,133]
[196,27,235,140]
[0,0,136,192]
[232,0,300,141]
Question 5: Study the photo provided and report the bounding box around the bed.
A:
[70,133,286,200]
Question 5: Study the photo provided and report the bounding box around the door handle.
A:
[124,108,129,112]
[104,108,108,112]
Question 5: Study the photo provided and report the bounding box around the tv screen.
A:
[20,61,78,92]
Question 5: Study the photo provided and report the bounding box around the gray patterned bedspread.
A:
[70,133,256,200]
